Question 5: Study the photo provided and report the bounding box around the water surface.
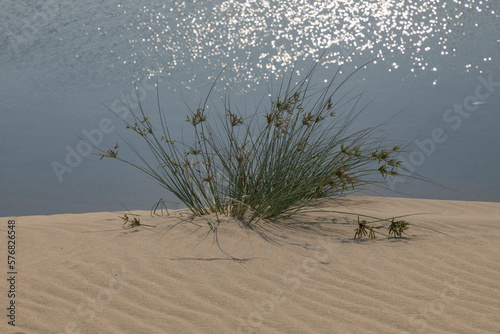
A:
[1,0,499,216]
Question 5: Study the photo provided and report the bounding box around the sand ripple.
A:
[2,197,500,333]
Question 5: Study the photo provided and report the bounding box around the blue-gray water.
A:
[1,0,499,216]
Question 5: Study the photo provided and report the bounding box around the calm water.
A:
[1,0,499,216]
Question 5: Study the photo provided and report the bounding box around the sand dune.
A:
[2,196,500,333]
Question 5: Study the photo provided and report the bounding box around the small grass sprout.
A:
[387,218,409,238]
[353,216,382,240]
[354,216,369,240]
[120,213,156,229]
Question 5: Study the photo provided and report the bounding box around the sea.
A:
[1,0,499,216]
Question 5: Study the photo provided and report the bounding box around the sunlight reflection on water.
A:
[108,0,497,88]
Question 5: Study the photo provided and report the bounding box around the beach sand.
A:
[2,196,500,333]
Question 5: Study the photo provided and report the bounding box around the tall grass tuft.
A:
[100,59,405,224]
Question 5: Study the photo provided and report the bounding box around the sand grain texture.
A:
[1,196,500,333]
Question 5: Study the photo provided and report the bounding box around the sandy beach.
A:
[2,196,500,333]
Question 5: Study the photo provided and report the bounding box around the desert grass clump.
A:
[100,59,405,225]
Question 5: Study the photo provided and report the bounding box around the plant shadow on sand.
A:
[136,197,425,265]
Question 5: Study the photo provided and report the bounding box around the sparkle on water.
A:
[104,0,497,88]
